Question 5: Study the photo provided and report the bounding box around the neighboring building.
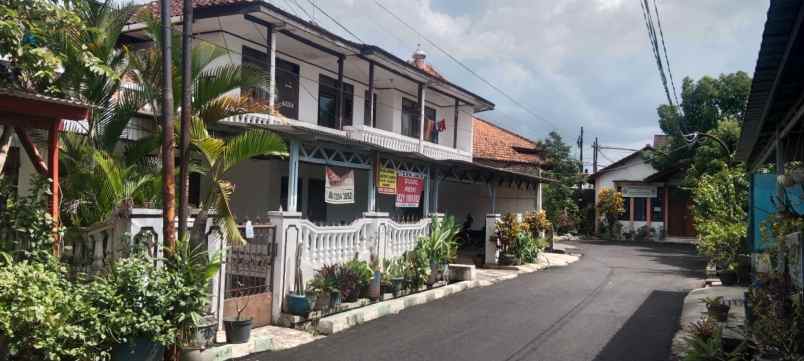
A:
[588,141,695,242]
[737,0,803,281]
[438,117,547,230]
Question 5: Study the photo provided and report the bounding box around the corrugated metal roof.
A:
[737,0,804,166]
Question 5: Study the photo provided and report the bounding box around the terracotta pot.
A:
[707,303,730,322]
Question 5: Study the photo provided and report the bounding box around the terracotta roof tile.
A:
[141,0,255,19]
[472,117,544,165]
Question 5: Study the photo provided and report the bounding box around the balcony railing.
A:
[346,124,472,162]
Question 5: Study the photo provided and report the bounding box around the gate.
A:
[223,223,276,327]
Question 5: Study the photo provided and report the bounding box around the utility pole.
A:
[178,0,193,241]
[161,0,176,253]
[576,126,583,191]
[592,137,599,174]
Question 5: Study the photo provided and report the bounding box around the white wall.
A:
[437,180,538,230]
[223,159,370,224]
[593,156,657,204]
[197,31,475,154]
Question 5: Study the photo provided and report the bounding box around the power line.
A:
[651,0,680,107]
[373,0,564,131]
[639,0,674,110]
[304,0,364,43]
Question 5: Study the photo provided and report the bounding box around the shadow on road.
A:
[592,289,687,361]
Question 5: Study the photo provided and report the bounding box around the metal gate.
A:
[221,222,276,326]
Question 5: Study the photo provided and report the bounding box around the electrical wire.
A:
[304,0,364,43]
[373,0,564,131]
[651,0,680,107]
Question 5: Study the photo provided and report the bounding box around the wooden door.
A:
[668,187,695,237]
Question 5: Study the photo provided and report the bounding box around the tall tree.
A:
[648,71,751,171]
[541,131,582,233]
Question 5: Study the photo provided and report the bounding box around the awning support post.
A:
[287,140,300,213]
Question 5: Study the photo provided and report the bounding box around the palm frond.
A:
[193,64,266,114]
[221,130,287,172]
[213,180,244,245]
[197,95,272,125]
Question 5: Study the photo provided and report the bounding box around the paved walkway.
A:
[239,240,705,361]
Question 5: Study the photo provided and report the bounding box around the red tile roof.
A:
[408,60,446,81]
[472,118,544,165]
[141,0,254,19]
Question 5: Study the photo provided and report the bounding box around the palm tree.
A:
[189,117,287,245]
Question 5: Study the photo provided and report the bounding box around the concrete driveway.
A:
[239,240,706,361]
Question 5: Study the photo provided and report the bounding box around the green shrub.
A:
[0,178,62,261]
[417,216,459,265]
[691,166,748,269]
[510,232,547,264]
[164,235,222,346]
[401,248,429,291]
[0,259,107,361]
[90,254,176,346]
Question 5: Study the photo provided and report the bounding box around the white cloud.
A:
[281,0,767,160]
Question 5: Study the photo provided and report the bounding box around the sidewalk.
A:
[670,286,747,360]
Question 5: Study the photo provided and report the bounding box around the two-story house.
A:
[110,0,551,226]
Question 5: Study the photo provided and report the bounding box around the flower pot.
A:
[718,270,738,286]
[314,292,331,310]
[369,271,382,301]
[499,253,517,266]
[472,254,483,268]
[707,303,730,322]
[287,293,311,317]
[0,334,8,361]
[441,264,450,283]
[111,337,165,361]
[329,290,341,309]
[223,319,252,344]
[189,316,218,349]
[428,263,439,286]
[180,347,214,361]
[391,277,404,298]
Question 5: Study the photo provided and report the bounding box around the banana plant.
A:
[189,117,287,246]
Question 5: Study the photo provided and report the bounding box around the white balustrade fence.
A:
[269,211,434,322]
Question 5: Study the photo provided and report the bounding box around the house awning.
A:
[219,113,552,185]
[736,1,804,169]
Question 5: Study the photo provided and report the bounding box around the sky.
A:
[274,0,768,170]
[133,0,769,169]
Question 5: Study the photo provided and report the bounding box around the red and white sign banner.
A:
[395,170,424,208]
[325,167,355,204]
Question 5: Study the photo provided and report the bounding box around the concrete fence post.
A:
[485,214,501,265]
[363,211,389,265]
[268,211,303,324]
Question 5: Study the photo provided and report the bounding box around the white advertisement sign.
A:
[622,185,658,198]
[325,167,355,204]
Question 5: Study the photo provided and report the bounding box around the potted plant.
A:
[224,297,253,344]
[383,258,406,298]
[307,264,339,311]
[418,216,459,283]
[368,256,382,301]
[166,235,222,361]
[340,259,372,302]
[495,214,520,265]
[287,242,312,316]
[93,255,174,361]
[702,297,730,322]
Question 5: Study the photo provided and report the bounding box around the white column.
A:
[267,26,277,110]
[368,160,376,212]
[268,210,302,323]
[418,84,427,153]
[485,214,501,265]
[432,175,440,214]
[536,169,544,213]
[287,140,300,212]
[487,182,497,213]
[423,167,431,217]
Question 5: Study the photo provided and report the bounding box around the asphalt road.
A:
[241,240,706,361]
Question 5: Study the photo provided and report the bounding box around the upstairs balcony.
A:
[345,124,472,162]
